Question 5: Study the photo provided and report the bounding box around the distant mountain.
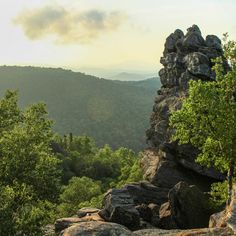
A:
[114,77,161,89]
[109,72,157,81]
[0,66,161,151]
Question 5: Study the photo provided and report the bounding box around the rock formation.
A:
[146,24,224,149]
[53,25,236,235]
[55,183,236,235]
[143,25,226,192]
[158,182,213,229]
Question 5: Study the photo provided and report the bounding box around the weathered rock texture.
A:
[60,221,133,236]
[55,208,104,234]
[53,26,235,235]
[159,182,213,229]
[100,181,169,230]
[146,24,224,150]
[141,25,227,230]
[143,24,226,190]
[141,148,224,192]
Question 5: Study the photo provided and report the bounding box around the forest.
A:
[0,90,143,235]
[0,66,160,151]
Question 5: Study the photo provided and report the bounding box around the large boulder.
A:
[178,25,205,53]
[164,29,184,56]
[60,221,133,236]
[100,181,170,229]
[184,52,212,79]
[100,188,140,230]
[141,149,224,192]
[123,181,169,206]
[159,182,213,229]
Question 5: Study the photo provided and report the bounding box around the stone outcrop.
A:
[159,182,213,229]
[143,24,226,202]
[53,25,235,235]
[100,187,140,230]
[100,181,169,230]
[146,24,224,150]
[141,149,224,192]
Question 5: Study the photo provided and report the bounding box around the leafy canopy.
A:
[0,91,61,235]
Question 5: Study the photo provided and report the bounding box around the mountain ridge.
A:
[0,65,161,151]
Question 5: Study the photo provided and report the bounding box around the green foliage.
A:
[0,89,144,233]
[0,182,56,236]
[57,176,102,217]
[0,66,160,151]
[0,91,61,235]
[59,137,143,188]
[210,181,228,208]
[57,135,143,213]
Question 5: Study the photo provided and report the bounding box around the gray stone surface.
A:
[61,221,133,236]
[147,25,226,151]
[157,181,215,229]
[101,188,140,230]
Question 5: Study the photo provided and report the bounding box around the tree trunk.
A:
[227,159,235,206]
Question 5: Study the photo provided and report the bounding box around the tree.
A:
[170,36,236,204]
[58,176,102,216]
[0,91,61,234]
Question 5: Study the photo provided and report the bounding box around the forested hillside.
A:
[0,66,160,151]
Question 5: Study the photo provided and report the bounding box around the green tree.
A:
[170,36,236,204]
[58,176,102,216]
[0,182,56,236]
[0,91,61,235]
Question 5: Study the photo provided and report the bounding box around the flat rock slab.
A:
[55,214,104,233]
[61,221,133,236]
[133,227,234,236]
[77,208,100,218]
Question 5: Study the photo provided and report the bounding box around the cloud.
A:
[14,6,127,44]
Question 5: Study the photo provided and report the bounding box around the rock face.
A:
[100,181,169,230]
[100,188,140,230]
[146,24,224,150]
[53,26,234,235]
[141,149,224,193]
[141,24,227,230]
[159,182,213,229]
[144,25,226,194]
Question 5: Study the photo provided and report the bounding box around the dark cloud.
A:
[14,6,127,44]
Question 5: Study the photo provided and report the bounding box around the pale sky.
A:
[0,0,236,77]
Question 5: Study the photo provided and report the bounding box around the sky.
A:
[0,0,236,78]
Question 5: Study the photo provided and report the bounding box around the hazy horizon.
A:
[1,0,236,79]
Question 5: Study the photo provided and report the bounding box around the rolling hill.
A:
[109,72,157,81]
[0,66,161,151]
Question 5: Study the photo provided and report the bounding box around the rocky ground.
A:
[52,25,236,236]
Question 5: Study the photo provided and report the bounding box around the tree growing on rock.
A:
[170,36,236,204]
